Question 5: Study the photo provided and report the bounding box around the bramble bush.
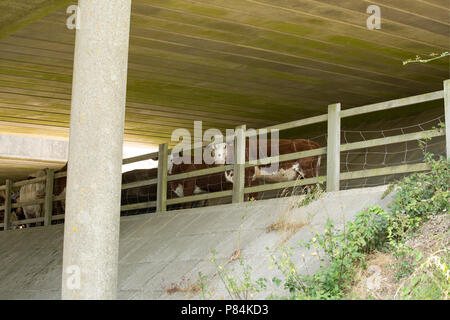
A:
[383,152,449,221]
[270,153,449,299]
[270,206,390,299]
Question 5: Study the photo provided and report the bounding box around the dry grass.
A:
[350,214,450,300]
[265,179,317,245]
[227,249,241,263]
[165,278,201,297]
[267,217,307,236]
[266,208,309,246]
[350,251,397,300]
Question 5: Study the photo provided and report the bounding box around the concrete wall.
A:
[0,185,394,299]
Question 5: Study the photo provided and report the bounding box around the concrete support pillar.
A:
[326,103,341,192]
[61,0,132,300]
[444,80,450,159]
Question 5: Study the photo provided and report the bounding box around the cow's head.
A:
[170,182,184,198]
[224,170,234,184]
[35,183,46,198]
[206,141,233,165]
[28,168,48,179]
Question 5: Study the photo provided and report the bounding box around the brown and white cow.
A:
[209,138,321,192]
[169,162,232,198]
[168,147,233,208]
[121,168,158,205]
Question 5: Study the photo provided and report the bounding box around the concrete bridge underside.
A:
[0,0,449,145]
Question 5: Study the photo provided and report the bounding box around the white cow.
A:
[19,169,47,223]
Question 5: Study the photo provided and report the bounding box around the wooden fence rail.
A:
[1,80,449,231]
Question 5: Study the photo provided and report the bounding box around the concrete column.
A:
[444,80,450,159]
[61,0,132,300]
[326,103,341,192]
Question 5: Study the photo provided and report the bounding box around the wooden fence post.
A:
[444,80,450,159]
[157,143,168,212]
[3,180,12,230]
[232,125,246,203]
[326,103,341,192]
[44,169,54,226]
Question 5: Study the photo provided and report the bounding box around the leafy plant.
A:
[197,272,213,300]
[298,183,325,207]
[396,248,449,300]
[383,153,449,220]
[270,155,449,300]
[210,250,267,300]
[270,205,391,299]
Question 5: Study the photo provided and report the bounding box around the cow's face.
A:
[206,142,229,165]
[171,183,184,198]
[34,183,46,198]
[225,170,234,184]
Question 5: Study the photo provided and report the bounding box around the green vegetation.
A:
[202,153,449,300]
[269,205,391,299]
[209,251,268,300]
[270,153,449,299]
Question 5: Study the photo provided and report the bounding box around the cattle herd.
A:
[0,138,321,229]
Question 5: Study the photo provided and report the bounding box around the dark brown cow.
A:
[121,168,158,208]
[52,165,160,215]
[169,161,233,208]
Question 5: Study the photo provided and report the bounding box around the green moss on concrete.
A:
[0,0,73,40]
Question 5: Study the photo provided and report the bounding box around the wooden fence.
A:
[0,80,449,230]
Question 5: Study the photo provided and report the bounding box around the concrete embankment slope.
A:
[0,185,394,299]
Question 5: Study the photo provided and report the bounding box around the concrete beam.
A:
[0,134,68,162]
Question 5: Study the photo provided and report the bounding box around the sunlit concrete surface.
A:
[0,185,394,299]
